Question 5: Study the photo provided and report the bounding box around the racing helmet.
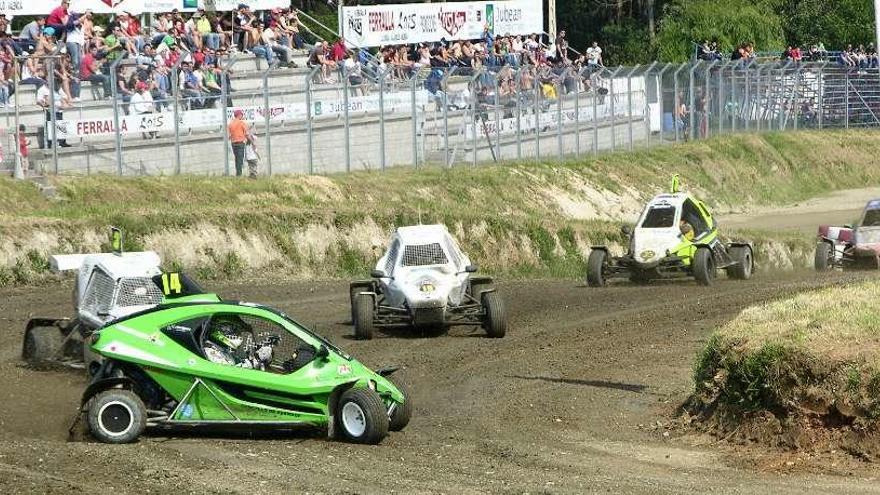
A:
[209,318,245,351]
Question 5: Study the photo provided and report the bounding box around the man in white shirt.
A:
[36,81,71,147]
[130,81,157,139]
[262,25,292,67]
[586,41,603,68]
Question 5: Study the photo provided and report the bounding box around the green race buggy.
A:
[75,277,411,445]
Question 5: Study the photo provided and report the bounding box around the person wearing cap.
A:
[130,80,157,139]
[228,109,250,176]
[38,26,58,54]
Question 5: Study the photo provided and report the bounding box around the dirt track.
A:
[3,270,880,494]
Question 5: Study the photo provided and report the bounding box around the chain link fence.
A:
[5,59,879,177]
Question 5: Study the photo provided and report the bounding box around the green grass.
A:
[0,130,877,285]
[693,280,880,419]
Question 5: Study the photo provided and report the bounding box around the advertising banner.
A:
[54,90,431,139]
[340,0,543,48]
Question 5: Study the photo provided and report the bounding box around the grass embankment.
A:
[689,280,880,455]
[1,130,878,285]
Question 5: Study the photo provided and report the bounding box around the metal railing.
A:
[4,59,880,176]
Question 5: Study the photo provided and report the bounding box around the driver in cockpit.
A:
[204,317,276,370]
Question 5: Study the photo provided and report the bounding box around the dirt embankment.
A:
[4,130,880,285]
[684,279,880,459]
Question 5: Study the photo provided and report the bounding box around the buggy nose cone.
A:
[408,295,446,309]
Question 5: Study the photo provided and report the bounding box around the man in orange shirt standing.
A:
[228,109,250,176]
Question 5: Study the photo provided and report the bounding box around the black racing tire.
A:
[726,246,754,280]
[22,326,64,364]
[336,388,389,444]
[349,285,370,325]
[86,389,147,444]
[481,291,507,338]
[586,249,608,287]
[814,242,832,271]
[386,375,413,432]
[354,293,375,340]
[694,247,716,286]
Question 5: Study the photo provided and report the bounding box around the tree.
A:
[655,0,786,62]
[772,0,874,48]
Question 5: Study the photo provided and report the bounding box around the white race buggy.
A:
[349,224,507,339]
[587,182,754,286]
[22,229,167,374]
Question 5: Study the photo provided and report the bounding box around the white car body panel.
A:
[50,251,164,329]
[631,193,690,265]
[374,224,473,311]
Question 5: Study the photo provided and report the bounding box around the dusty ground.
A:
[4,188,880,494]
[2,271,880,494]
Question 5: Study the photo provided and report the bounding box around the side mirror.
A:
[465,264,478,273]
[370,269,387,279]
[316,344,330,360]
[621,225,632,236]
[844,224,853,229]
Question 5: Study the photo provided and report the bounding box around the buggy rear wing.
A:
[50,251,162,273]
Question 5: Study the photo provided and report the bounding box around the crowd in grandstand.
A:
[0,1,612,114]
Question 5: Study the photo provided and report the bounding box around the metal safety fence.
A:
[2,58,878,176]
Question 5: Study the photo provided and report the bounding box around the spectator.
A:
[839,44,856,67]
[675,91,688,137]
[245,126,259,178]
[184,12,203,51]
[808,44,822,62]
[249,21,276,67]
[80,44,110,97]
[279,10,304,50]
[179,61,205,109]
[66,11,89,76]
[130,81,157,139]
[36,77,71,148]
[201,62,223,103]
[555,30,568,61]
[330,37,347,62]
[790,45,802,62]
[307,40,336,83]
[199,11,220,51]
[18,17,45,52]
[0,50,10,107]
[586,41,603,69]
[17,125,31,176]
[227,109,249,176]
[114,66,134,113]
[261,20,294,68]
[150,12,171,45]
[20,55,45,87]
[45,0,70,35]
[55,53,80,103]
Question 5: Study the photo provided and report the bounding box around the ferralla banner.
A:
[339,0,543,48]
[0,0,285,16]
